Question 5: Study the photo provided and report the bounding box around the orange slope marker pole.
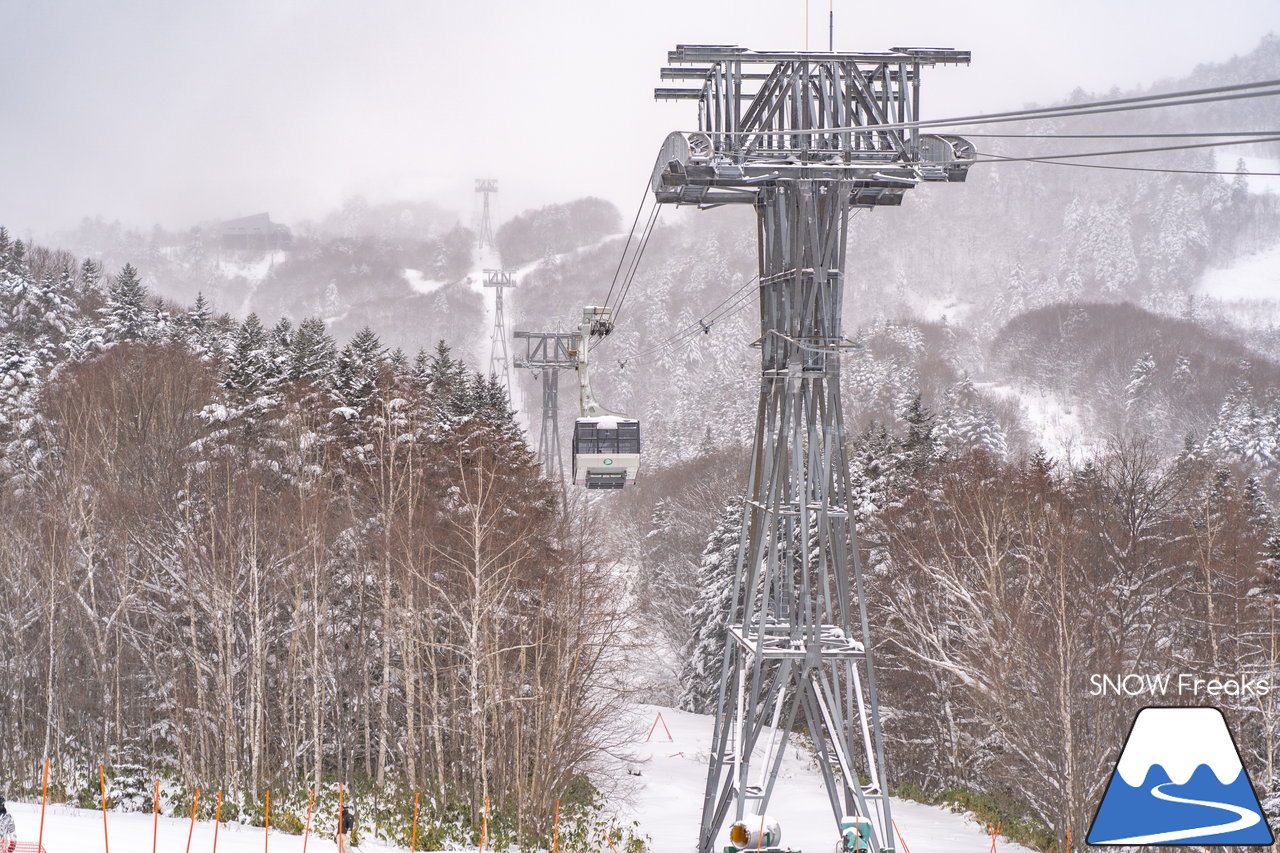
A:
[478,795,490,853]
[892,819,913,853]
[185,788,201,853]
[37,760,48,853]
[602,829,620,853]
[99,765,110,853]
[645,712,674,742]
[213,790,224,853]
[552,800,560,853]
[410,792,420,853]
[264,789,271,853]
[338,784,344,853]
[152,779,160,853]
[301,788,314,853]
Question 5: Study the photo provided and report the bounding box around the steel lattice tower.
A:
[513,331,575,482]
[651,44,973,853]
[485,269,516,397]
[476,178,498,249]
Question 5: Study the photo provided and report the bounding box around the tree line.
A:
[0,229,626,847]
[676,400,1280,849]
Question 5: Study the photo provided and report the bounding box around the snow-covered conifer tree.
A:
[223,313,276,399]
[102,263,153,343]
[679,498,743,714]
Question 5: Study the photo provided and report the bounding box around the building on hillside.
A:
[219,213,292,251]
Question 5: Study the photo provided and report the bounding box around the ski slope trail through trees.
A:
[612,705,1037,853]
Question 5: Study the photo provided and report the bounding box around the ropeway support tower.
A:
[476,178,498,249]
[485,269,517,397]
[651,44,973,853]
[512,330,575,482]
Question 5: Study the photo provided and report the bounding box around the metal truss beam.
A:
[651,43,970,853]
[476,178,498,250]
[485,269,517,399]
[513,330,576,482]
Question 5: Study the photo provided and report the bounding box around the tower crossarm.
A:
[652,45,974,206]
[484,268,516,289]
[512,331,577,370]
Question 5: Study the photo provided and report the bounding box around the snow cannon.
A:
[837,817,873,853]
[728,816,782,851]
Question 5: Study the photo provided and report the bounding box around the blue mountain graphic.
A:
[1089,762,1274,845]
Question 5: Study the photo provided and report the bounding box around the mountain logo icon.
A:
[1088,706,1275,846]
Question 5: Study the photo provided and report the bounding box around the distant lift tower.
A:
[652,45,974,853]
[476,178,498,249]
[512,330,576,482]
[485,269,516,396]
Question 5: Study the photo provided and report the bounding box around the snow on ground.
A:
[217,251,285,317]
[403,268,447,296]
[7,704,1029,853]
[1212,151,1280,195]
[978,382,1093,464]
[613,705,1032,853]
[5,798,389,853]
[1196,241,1280,303]
[905,291,973,325]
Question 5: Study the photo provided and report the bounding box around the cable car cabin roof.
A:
[574,416,639,427]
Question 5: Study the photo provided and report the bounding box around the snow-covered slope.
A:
[5,799,363,853]
[613,704,1034,853]
[1197,242,1280,303]
[978,383,1092,464]
[7,704,1032,853]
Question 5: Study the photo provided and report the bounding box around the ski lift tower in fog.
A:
[476,178,498,249]
[485,268,517,397]
[652,44,974,853]
[513,330,575,482]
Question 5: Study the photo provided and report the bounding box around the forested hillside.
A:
[6,34,1280,853]
[53,198,482,355]
[572,38,1280,847]
[0,230,627,847]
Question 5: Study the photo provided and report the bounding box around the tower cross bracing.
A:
[651,43,973,853]
[476,178,498,249]
[484,268,517,398]
[512,330,576,483]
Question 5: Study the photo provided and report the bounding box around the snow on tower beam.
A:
[666,44,970,64]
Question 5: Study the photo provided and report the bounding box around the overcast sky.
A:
[2,0,1278,239]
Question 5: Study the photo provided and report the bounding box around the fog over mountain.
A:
[2,0,1277,237]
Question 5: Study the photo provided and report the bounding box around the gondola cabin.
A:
[572,417,640,489]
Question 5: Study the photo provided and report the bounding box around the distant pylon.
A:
[484,269,516,397]
[513,331,575,483]
[476,179,498,249]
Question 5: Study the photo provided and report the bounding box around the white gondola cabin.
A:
[572,417,640,489]
[570,306,641,489]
